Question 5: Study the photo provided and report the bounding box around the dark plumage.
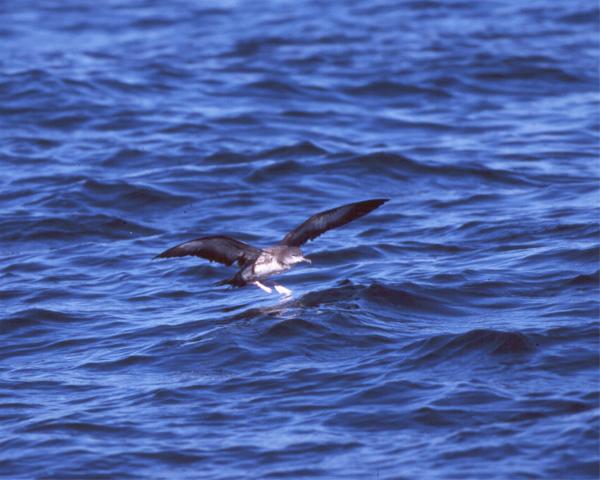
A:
[155,236,259,267]
[155,198,388,294]
[281,198,388,246]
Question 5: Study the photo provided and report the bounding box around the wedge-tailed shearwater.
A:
[155,198,388,295]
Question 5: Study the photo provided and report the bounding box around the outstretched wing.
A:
[154,236,260,267]
[281,199,389,247]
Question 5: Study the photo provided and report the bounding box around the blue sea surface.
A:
[1,1,599,478]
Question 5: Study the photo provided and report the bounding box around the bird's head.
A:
[283,247,311,266]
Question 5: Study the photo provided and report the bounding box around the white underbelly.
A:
[253,253,288,278]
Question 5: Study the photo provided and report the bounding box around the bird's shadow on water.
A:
[179,281,370,346]
[177,283,357,349]
[219,279,362,318]
[177,280,357,342]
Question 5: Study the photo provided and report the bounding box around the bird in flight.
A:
[155,198,388,296]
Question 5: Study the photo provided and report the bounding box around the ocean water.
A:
[1,0,599,478]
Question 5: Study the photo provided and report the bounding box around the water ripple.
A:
[0,0,598,479]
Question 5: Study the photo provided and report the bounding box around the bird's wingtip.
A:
[365,198,389,207]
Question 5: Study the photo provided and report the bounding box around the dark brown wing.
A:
[154,236,260,267]
[281,199,389,247]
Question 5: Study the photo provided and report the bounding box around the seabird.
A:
[155,198,388,295]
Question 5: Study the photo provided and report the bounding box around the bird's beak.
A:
[303,256,312,264]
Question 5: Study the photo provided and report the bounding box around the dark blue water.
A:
[1,1,599,478]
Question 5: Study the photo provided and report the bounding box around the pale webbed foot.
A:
[253,281,273,294]
[274,284,292,296]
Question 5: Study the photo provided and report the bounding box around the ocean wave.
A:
[402,329,536,365]
[0,214,159,242]
[1,308,79,335]
[344,80,451,98]
[1,0,597,478]
[329,152,541,186]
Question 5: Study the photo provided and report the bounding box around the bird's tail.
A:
[215,276,246,288]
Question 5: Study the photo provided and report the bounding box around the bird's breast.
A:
[252,252,289,278]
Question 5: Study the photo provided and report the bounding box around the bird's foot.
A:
[254,281,272,294]
[274,284,292,296]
